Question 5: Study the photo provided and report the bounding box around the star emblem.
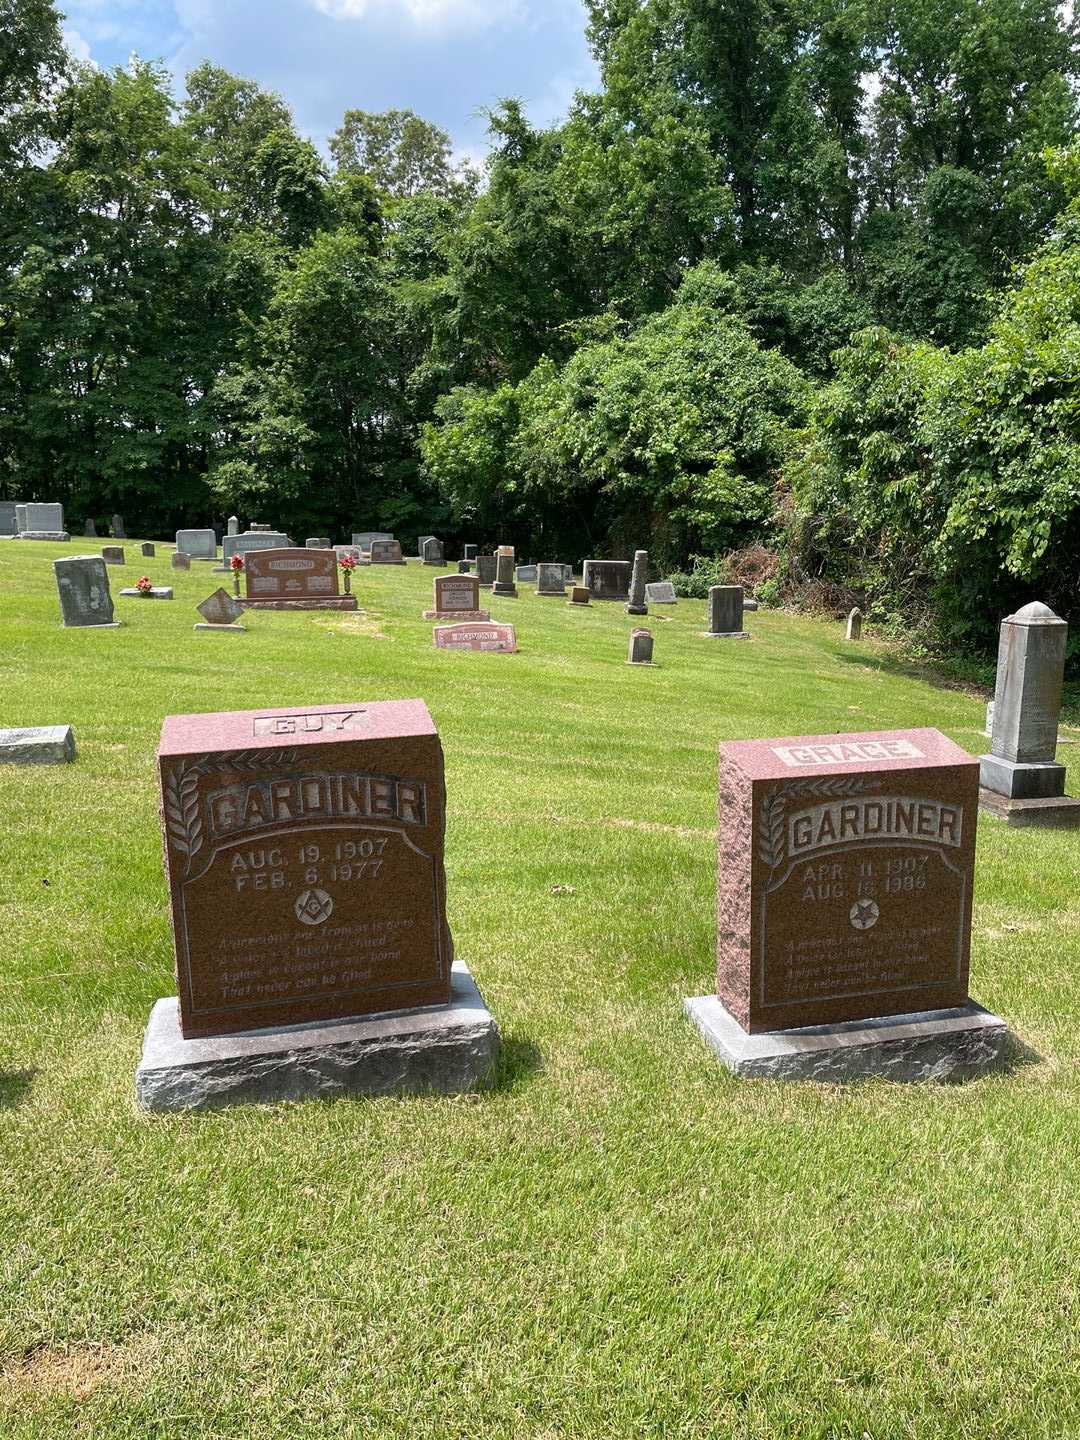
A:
[850,899,880,931]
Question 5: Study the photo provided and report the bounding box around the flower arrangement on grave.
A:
[339,551,357,594]
[135,575,152,595]
[230,553,243,596]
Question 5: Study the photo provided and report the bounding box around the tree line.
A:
[2,0,1078,656]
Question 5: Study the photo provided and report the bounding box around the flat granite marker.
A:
[978,602,1080,827]
[54,555,121,628]
[434,622,517,653]
[121,585,173,600]
[685,727,1014,1081]
[645,581,677,605]
[491,546,517,597]
[582,559,630,601]
[137,699,498,1109]
[195,588,246,632]
[627,550,649,616]
[704,585,749,639]
[0,726,76,765]
[241,547,358,610]
[424,573,490,621]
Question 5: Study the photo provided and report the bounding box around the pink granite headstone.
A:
[433,622,517,653]
[717,728,979,1033]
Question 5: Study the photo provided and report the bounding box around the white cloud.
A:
[309,0,524,27]
[62,26,96,65]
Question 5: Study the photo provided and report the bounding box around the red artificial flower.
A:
[230,554,244,571]
[339,553,357,571]
[135,575,152,592]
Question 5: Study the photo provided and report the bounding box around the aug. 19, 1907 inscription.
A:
[157,700,452,1038]
[716,728,979,1033]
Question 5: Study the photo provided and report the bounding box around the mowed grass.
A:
[1,538,1079,1440]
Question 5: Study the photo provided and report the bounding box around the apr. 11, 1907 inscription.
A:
[716,728,979,1033]
[157,701,452,1038]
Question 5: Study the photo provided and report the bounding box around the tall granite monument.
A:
[978,602,1080,827]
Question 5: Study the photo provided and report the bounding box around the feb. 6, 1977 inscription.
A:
[157,701,452,1039]
[716,728,980,1033]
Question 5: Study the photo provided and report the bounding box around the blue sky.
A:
[59,0,600,165]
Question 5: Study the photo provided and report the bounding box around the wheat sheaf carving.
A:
[758,776,874,872]
[164,749,298,875]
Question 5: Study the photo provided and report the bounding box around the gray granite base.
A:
[978,787,1080,828]
[979,753,1066,799]
[0,725,75,764]
[701,631,751,640]
[120,587,173,600]
[136,962,500,1112]
[14,531,71,541]
[684,995,1014,1082]
[193,623,246,633]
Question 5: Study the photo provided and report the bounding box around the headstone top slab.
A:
[1012,601,1063,625]
[197,588,244,626]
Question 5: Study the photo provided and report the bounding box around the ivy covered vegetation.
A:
[2,0,1079,657]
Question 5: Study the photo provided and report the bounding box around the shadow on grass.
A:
[495,1034,544,1093]
[0,1069,36,1109]
[833,647,990,701]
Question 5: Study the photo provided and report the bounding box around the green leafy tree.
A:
[331,107,474,199]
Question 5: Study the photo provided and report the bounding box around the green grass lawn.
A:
[1,538,1079,1439]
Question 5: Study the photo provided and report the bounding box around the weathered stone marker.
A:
[137,699,498,1109]
[195,588,246,632]
[54,555,121,628]
[141,542,155,558]
[515,564,538,583]
[568,586,591,606]
[583,560,630,601]
[120,585,173,600]
[705,585,749,639]
[685,727,1014,1081]
[352,531,393,551]
[422,537,444,566]
[475,554,497,586]
[536,563,567,596]
[222,530,290,569]
[978,602,1080,826]
[846,607,863,641]
[627,628,654,665]
[0,502,17,536]
[645,581,677,605]
[369,539,406,566]
[242,547,357,610]
[423,573,489,621]
[84,519,97,538]
[0,726,76,765]
[111,513,126,540]
[627,550,649,616]
[463,544,478,561]
[492,545,517,597]
[306,537,331,549]
[172,552,191,571]
[228,516,239,536]
[101,546,125,566]
[16,503,69,541]
[176,529,216,560]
